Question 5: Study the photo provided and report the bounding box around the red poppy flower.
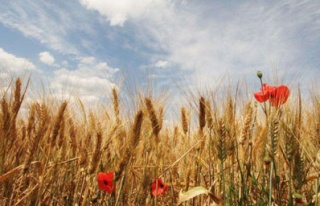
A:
[254,83,290,107]
[151,178,168,196]
[254,84,275,102]
[97,172,115,194]
[269,85,290,106]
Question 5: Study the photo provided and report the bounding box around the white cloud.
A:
[80,0,320,89]
[50,56,119,105]
[0,48,37,74]
[153,60,169,68]
[39,51,55,65]
[79,0,167,26]
[79,56,96,64]
[0,1,94,55]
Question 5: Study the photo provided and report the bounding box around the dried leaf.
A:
[177,186,221,205]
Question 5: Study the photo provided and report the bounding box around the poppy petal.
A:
[152,178,168,196]
[105,172,114,181]
[262,84,276,93]
[254,83,276,103]
[254,91,269,102]
[269,85,290,106]
[97,172,115,194]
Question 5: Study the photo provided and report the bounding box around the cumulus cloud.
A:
[50,56,119,105]
[0,47,37,74]
[39,51,55,65]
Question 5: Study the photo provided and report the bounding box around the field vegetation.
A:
[0,74,320,205]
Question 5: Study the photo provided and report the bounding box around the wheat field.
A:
[0,76,320,206]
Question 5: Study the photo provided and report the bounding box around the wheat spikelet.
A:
[18,103,49,199]
[173,125,179,146]
[26,104,36,139]
[240,102,253,145]
[1,98,10,136]
[58,116,65,148]
[89,112,96,131]
[89,129,102,174]
[68,118,78,157]
[115,110,143,182]
[19,104,36,166]
[205,100,213,129]
[217,119,227,162]
[0,98,10,170]
[226,96,234,124]
[50,102,67,147]
[199,96,206,134]
[108,124,122,156]
[20,121,26,141]
[283,122,295,162]
[269,115,279,159]
[158,106,164,132]
[68,118,77,157]
[6,79,23,151]
[84,132,93,154]
[11,78,21,117]
[37,103,49,124]
[79,147,88,167]
[11,124,25,166]
[181,107,189,135]
[112,87,121,124]
[24,104,48,171]
[129,110,144,151]
[145,98,160,138]
[252,126,267,167]
[293,149,306,191]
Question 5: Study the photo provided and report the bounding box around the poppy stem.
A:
[259,77,268,121]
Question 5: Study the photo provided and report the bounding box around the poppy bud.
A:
[264,155,271,166]
[257,71,263,79]
[293,193,304,204]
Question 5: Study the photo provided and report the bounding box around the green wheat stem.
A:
[221,160,225,201]
[288,163,293,206]
[269,162,273,206]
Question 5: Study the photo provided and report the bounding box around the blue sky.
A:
[0,0,319,109]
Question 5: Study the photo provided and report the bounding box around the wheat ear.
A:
[145,98,160,139]
[198,96,206,134]
[181,107,189,135]
[50,102,67,147]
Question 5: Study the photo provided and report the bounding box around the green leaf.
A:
[177,186,221,205]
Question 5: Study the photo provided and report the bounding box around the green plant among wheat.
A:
[0,72,319,205]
